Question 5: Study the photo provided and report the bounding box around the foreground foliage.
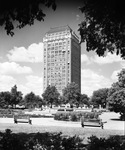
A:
[0,129,125,150]
[0,129,85,150]
[87,135,125,150]
[79,0,125,59]
[0,0,56,36]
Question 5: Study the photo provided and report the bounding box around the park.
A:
[0,107,125,148]
[0,68,125,149]
[0,0,125,149]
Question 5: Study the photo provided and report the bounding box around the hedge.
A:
[54,111,101,122]
[0,129,125,150]
[0,129,85,150]
[0,109,24,118]
[87,135,125,150]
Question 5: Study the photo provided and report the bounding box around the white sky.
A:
[0,0,124,97]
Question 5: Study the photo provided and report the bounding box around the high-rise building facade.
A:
[43,25,81,94]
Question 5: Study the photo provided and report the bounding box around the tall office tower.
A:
[43,25,81,94]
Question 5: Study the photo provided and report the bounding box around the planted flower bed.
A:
[54,111,102,122]
[0,109,14,118]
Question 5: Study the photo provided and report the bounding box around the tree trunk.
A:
[50,103,52,108]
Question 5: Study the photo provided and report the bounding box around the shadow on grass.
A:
[110,118,122,121]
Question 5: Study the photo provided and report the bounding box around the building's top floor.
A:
[43,25,79,42]
[47,25,72,34]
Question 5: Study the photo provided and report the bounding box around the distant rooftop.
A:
[46,25,72,34]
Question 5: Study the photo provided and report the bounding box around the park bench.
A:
[81,114,105,129]
[14,115,32,124]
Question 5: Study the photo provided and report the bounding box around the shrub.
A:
[54,112,70,121]
[84,112,99,119]
[62,135,85,150]
[0,109,25,118]
[70,113,78,121]
[0,109,14,117]
[87,135,125,150]
[0,129,25,150]
[0,129,125,150]
[54,112,63,120]
[54,111,100,122]
[62,113,70,121]
[0,129,85,150]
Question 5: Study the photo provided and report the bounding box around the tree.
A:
[79,94,90,107]
[78,0,125,59]
[58,96,66,105]
[108,69,125,98]
[108,69,125,120]
[10,85,23,108]
[62,82,80,107]
[0,93,6,108]
[0,91,11,108]
[0,0,56,36]
[23,92,43,108]
[91,88,109,108]
[108,89,125,120]
[42,85,60,108]
[36,95,45,107]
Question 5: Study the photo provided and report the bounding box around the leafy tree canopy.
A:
[62,82,80,106]
[23,92,43,108]
[108,69,125,97]
[10,85,23,107]
[108,69,125,119]
[108,89,125,120]
[0,91,11,108]
[91,88,109,108]
[42,85,60,107]
[80,94,90,106]
[0,0,56,36]
[79,0,125,59]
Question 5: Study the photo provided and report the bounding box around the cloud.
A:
[23,75,43,96]
[81,69,112,96]
[0,75,16,92]
[111,69,121,81]
[0,62,32,75]
[92,53,123,65]
[120,61,125,68]
[0,67,113,98]
[76,14,80,20]
[7,42,43,63]
[81,54,91,64]
[81,52,124,66]
[19,69,112,97]
[0,74,43,97]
